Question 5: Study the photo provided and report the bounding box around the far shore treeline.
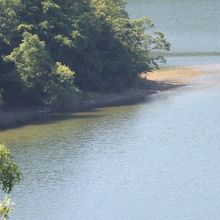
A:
[0,0,170,109]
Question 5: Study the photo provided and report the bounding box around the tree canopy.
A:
[0,0,170,108]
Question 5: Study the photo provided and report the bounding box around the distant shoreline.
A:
[0,66,207,131]
[154,51,220,57]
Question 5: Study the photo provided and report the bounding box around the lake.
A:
[127,0,220,54]
[1,1,220,219]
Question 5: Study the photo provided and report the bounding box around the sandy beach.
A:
[145,64,220,85]
[146,67,202,84]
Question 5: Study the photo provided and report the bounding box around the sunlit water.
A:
[1,1,220,220]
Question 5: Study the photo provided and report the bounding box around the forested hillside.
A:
[0,0,170,108]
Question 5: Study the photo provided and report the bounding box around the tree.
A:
[0,144,22,220]
[0,0,170,107]
[4,32,52,105]
[4,32,77,107]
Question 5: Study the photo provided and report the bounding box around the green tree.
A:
[4,32,52,105]
[0,144,22,220]
[4,32,77,106]
[0,0,170,107]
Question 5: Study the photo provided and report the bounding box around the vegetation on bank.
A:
[0,144,22,219]
[0,0,170,110]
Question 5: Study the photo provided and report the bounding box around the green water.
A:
[1,1,220,219]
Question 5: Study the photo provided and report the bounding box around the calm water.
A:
[127,0,220,54]
[1,1,220,220]
[0,72,220,220]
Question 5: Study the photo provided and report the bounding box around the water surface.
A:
[0,71,220,219]
[127,0,220,54]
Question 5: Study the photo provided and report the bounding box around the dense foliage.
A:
[0,0,170,108]
[0,144,22,219]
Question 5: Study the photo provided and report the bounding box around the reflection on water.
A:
[0,1,220,219]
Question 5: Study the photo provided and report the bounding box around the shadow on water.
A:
[6,112,106,130]
[0,80,186,132]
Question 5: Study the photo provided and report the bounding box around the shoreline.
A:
[0,66,207,131]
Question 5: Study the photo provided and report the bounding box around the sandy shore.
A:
[145,64,220,85]
[141,66,204,85]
